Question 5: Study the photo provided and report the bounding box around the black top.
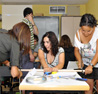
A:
[63,47,76,69]
[0,33,19,67]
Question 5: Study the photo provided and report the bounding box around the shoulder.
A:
[38,47,45,54]
[75,29,81,40]
[58,47,64,53]
[39,46,43,50]
[94,27,98,35]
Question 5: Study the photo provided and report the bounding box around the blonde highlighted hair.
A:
[8,22,31,54]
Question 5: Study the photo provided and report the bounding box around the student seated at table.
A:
[33,34,41,69]
[38,31,65,72]
[59,34,76,69]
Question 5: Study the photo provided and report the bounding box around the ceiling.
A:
[0,0,89,5]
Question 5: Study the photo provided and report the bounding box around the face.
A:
[34,39,38,46]
[43,37,51,51]
[81,26,94,37]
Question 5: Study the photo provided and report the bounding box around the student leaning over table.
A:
[38,31,65,72]
[0,22,32,78]
[74,13,98,94]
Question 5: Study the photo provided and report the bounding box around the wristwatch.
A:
[90,63,94,68]
[33,23,35,26]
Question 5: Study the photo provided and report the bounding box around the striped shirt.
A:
[22,18,34,49]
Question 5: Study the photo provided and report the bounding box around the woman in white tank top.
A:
[74,14,98,94]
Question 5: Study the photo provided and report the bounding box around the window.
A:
[49,6,65,14]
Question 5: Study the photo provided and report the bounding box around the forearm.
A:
[91,40,98,66]
[75,52,82,63]
[40,59,48,68]
[29,49,35,62]
[74,48,83,68]
[33,52,38,58]
[30,19,39,35]
[54,63,64,69]
[90,52,98,66]
[33,25,39,35]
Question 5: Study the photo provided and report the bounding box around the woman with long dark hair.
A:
[59,35,76,69]
[38,31,65,72]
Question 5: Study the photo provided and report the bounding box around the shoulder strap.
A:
[77,30,81,41]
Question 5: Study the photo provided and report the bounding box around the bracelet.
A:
[90,63,94,68]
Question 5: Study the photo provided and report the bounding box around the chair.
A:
[0,66,11,93]
[67,61,78,69]
[0,66,18,94]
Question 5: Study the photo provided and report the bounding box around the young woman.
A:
[74,13,98,94]
[59,35,76,69]
[0,22,31,78]
[38,31,65,72]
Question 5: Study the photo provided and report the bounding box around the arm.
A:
[29,49,35,62]
[38,49,48,68]
[53,52,65,71]
[10,40,22,78]
[85,39,98,75]
[26,14,39,35]
[38,49,52,72]
[33,52,38,58]
[2,60,10,66]
[74,47,84,69]
[74,31,84,69]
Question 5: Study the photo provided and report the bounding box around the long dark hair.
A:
[8,22,30,54]
[59,35,73,48]
[40,31,58,56]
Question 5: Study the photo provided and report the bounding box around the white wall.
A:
[2,5,32,30]
[61,16,81,44]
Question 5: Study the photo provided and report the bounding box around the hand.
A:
[17,70,23,78]
[27,14,35,25]
[2,60,10,66]
[52,67,58,72]
[44,67,52,72]
[85,65,93,75]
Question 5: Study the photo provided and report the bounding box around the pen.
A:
[75,78,87,81]
[44,72,52,75]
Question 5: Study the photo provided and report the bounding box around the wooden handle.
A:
[20,69,85,72]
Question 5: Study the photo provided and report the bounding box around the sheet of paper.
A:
[51,72,77,78]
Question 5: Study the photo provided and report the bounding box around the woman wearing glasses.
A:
[74,14,98,94]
